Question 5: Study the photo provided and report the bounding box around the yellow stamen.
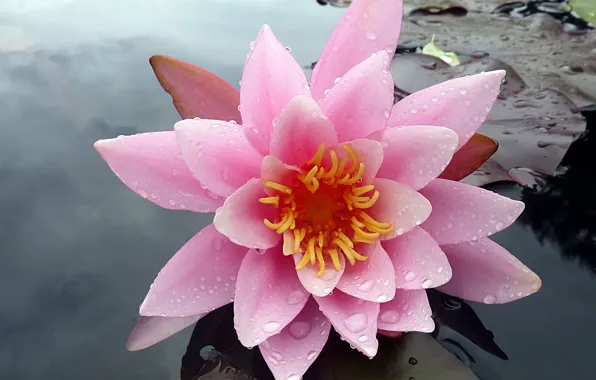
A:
[328,248,342,271]
[264,181,292,194]
[307,144,325,166]
[307,238,316,265]
[296,252,310,270]
[315,246,325,277]
[353,185,375,197]
[342,144,359,173]
[353,190,380,209]
[324,150,339,179]
[259,196,280,207]
[352,223,380,240]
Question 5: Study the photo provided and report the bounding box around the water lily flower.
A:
[95,0,541,378]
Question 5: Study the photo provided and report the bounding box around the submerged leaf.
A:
[439,133,498,181]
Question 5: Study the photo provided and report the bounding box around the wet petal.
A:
[439,238,542,303]
[139,224,247,317]
[439,133,498,181]
[150,55,241,122]
[241,25,311,154]
[329,138,384,184]
[368,178,432,240]
[315,291,379,357]
[214,178,281,249]
[94,131,223,212]
[383,227,452,290]
[419,179,525,245]
[234,247,310,347]
[389,71,505,148]
[311,0,403,100]
[259,298,331,380]
[375,126,459,190]
[270,96,338,166]
[293,254,346,297]
[261,155,300,196]
[336,241,396,302]
[377,289,434,333]
[175,119,263,198]
[320,51,394,142]
[126,315,203,351]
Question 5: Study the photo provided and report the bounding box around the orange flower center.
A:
[259,143,394,276]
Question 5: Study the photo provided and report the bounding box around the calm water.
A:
[0,1,594,379]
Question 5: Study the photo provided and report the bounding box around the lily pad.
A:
[570,0,596,24]
[391,53,586,185]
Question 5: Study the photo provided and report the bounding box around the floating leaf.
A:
[150,55,241,122]
[439,133,498,181]
[570,0,596,24]
[422,35,461,66]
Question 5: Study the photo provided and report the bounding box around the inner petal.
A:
[259,143,395,276]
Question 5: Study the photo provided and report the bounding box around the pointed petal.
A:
[126,315,203,351]
[259,298,331,380]
[94,131,223,212]
[320,51,394,142]
[261,155,300,196]
[270,96,338,166]
[438,238,542,304]
[214,178,281,249]
[333,139,384,184]
[293,254,345,297]
[311,0,403,100]
[139,224,246,317]
[368,178,432,240]
[150,55,241,122]
[234,247,309,347]
[377,289,434,333]
[336,241,395,302]
[241,25,311,154]
[439,133,498,181]
[175,119,263,198]
[315,291,379,357]
[419,179,525,245]
[389,71,505,148]
[375,126,459,190]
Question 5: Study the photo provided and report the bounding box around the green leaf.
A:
[421,36,460,67]
[570,0,596,23]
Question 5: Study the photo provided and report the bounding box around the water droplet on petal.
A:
[289,321,311,339]
[357,280,374,293]
[358,334,369,342]
[139,190,148,198]
[380,310,400,324]
[168,199,176,206]
[376,294,388,302]
[263,321,282,333]
[287,290,307,305]
[287,375,300,380]
[306,350,318,360]
[483,294,497,304]
[343,313,368,333]
[212,237,223,251]
[405,271,416,282]
[495,222,504,231]
[421,279,433,288]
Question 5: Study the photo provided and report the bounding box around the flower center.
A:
[259,143,394,276]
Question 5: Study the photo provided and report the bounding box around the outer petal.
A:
[438,238,542,304]
[375,126,459,190]
[175,119,263,198]
[388,71,505,148]
[377,289,434,333]
[439,133,498,181]
[315,291,380,357]
[311,0,403,100]
[270,96,338,166]
[126,315,203,351]
[261,155,300,196]
[293,254,345,297]
[419,179,525,245]
[368,178,432,240]
[331,139,384,184]
[149,55,241,122]
[336,240,396,302]
[259,298,331,380]
[320,51,394,142]
[139,224,247,317]
[234,247,310,347]
[383,227,452,290]
[214,178,281,249]
[241,25,311,154]
[94,132,223,212]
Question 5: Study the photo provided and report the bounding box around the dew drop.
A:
[358,334,369,343]
[366,31,378,40]
[495,222,504,231]
[212,237,223,251]
[483,294,497,304]
[306,350,318,360]
[289,321,311,339]
[396,228,405,235]
[287,290,306,305]
[334,77,342,85]
[168,199,176,206]
[376,294,389,302]
[357,280,374,293]
[380,310,400,324]
[287,375,301,380]
[343,313,368,333]
[139,190,148,198]
[421,279,433,288]
[404,271,416,282]
[263,321,282,333]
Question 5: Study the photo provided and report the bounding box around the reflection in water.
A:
[520,110,596,275]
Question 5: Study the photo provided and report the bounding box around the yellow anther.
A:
[352,223,380,239]
[317,232,324,248]
[264,213,288,229]
[315,246,325,277]
[345,163,365,185]
[308,143,326,166]
[324,150,339,179]
[302,166,318,184]
[296,252,310,270]
[307,238,316,265]
[283,233,294,255]
[335,239,356,265]
[259,196,280,207]
[342,144,359,173]
[316,167,325,179]
[337,153,350,177]
[276,210,294,234]
[328,248,342,271]
[337,231,355,248]
[264,181,292,194]
[353,185,375,197]
[353,235,375,244]
[358,211,392,228]
[353,190,380,209]
[350,216,365,228]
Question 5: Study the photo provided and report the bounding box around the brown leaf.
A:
[439,133,498,181]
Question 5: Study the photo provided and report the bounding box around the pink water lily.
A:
[95,0,542,378]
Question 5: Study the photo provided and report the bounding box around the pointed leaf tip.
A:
[439,133,498,181]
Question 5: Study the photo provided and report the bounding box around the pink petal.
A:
[270,96,338,166]
[439,133,498,181]
[214,178,281,249]
[175,119,263,198]
[438,238,542,304]
[336,240,396,302]
[261,155,300,196]
[126,315,202,351]
[293,253,345,297]
[333,138,384,184]
[150,55,241,122]
[234,247,310,347]
[139,224,247,317]
[241,25,311,155]
[388,71,505,149]
[377,289,434,333]
[419,179,525,245]
[311,0,403,100]
[259,298,331,380]
[383,227,452,290]
[320,51,394,142]
[375,126,459,190]
[368,178,432,240]
[94,131,223,212]
[315,291,380,357]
